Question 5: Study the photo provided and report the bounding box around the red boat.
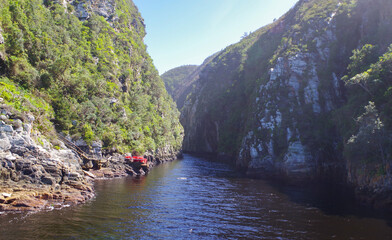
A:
[125,155,147,165]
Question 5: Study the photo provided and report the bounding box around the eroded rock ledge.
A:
[0,108,180,213]
[0,107,94,212]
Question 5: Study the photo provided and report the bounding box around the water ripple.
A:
[1,155,392,239]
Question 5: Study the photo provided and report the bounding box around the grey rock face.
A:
[73,1,90,21]
[75,139,88,147]
[92,141,102,157]
[235,3,344,179]
[0,123,13,133]
[0,27,4,44]
[72,0,116,22]
[0,133,11,151]
[0,109,87,190]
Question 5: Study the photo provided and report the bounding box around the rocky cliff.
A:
[0,107,94,211]
[179,0,392,209]
[0,0,183,211]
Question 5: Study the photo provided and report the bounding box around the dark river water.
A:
[1,154,392,239]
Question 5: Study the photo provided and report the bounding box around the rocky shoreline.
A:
[0,108,180,213]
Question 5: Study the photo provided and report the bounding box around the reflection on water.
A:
[1,154,392,239]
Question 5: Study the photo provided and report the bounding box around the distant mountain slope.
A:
[179,0,392,209]
[161,65,198,98]
[161,53,219,110]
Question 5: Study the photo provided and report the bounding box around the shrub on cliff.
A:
[341,45,392,175]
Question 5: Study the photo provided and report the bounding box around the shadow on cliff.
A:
[268,180,392,228]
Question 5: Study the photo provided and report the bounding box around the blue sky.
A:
[133,0,299,74]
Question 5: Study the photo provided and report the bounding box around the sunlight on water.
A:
[1,154,392,239]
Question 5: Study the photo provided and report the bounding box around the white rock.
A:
[284,141,307,164]
[283,141,313,174]
[303,67,321,113]
[269,57,285,82]
[1,193,11,198]
[260,109,282,130]
[250,146,259,159]
[257,143,263,152]
[275,110,282,125]
[287,128,293,142]
[5,154,16,161]
[289,54,307,75]
[332,72,340,96]
[23,123,32,135]
[0,29,4,45]
[92,141,102,148]
[0,137,11,151]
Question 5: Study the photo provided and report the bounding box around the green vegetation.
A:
[0,0,183,153]
[161,65,198,97]
[0,76,55,135]
[340,44,392,172]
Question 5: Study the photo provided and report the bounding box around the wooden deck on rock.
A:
[57,134,103,170]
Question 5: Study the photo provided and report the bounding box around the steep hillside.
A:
[161,54,219,110]
[0,0,183,155]
[180,0,392,208]
[161,65,197,101]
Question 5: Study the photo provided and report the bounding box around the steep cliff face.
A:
[0,107,94,211]
[180,0,392,207]
[237,0,392,182]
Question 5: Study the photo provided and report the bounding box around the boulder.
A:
[0,124,13,133]
[23,123,32,134]
[84,161,93,169]
[9,135,26,146]
[0,135,11,151]
[41,175,55,185]
[5,154,16,161]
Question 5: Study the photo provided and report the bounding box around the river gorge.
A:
[1,154,392,239]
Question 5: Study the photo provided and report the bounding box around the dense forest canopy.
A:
[0,0,183,154]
